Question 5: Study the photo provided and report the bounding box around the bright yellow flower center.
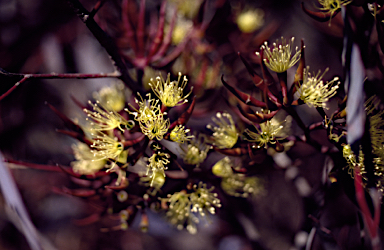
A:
[257,37,300,73]
[149,72,193,107]
[297,67,340,109]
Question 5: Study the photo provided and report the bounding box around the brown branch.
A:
[0,70,121,101]
[66,0,142,96]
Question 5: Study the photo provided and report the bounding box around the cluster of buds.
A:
[47,72,212,233]
[6,0,384,248]
[212,157,263,198]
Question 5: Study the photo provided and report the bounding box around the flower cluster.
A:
[170,125,194,143]
[90,133,128,163]
[92,82,127,112]
[318,0,352,17]
[297,67,340,108]
[180,134,211,166]
[207,112,238,149]
[12,0,384,246]
[144,151,170,189]
[149,72,192,107]
[212,157,263,198]
[84,101,134,132]
[128,93,170,140]
[244,117,285,149]
[71,141,106,175]
[342,144,365,177]
[165,182,221,234]
[257,37,301,73]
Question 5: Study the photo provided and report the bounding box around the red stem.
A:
[147,1,167,59]
[137,0,146,57]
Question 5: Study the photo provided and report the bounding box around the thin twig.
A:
[0,70,121,101]
[66,0,142,95]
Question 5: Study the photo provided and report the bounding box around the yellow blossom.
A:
[236,8,264,33]
[164,182,221,234]
[297,67,340,109]
[70,141,106,175]
[141,168,166,190]
[244,117,285,148]
[84,101,134,132]
[318,0,352,17]
[221,175,263,198]
[256,37,300,73]
[127,94,170,140]
[365,96,384,156]
[170,125,194,143]
[171,18,193,45]
[180,134,211,166]
[127,93,161,123]
[207,112,238,149]
[90,133,127,162]
[93,82,127,112]
[342,144,365,177]
[190,182,221,217]
[212,157,263,197]
[212,157,233,178]
[139,111,170,140]
[149,72,192,107]
[165,191,194,232]
[147,152,170,174]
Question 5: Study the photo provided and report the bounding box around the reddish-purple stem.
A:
[122,0,137,52]
[0,71,120,101]
[137,0,146,57]
[147,1,167,59]
[354,168,381,250]
[151,8,177,62]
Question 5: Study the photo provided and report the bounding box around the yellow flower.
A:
[170,125,194,143]
[180,134,210,166]
[165,190,194,232]
[244,117,284,148]
[128,93,161,123]
[149,72,193,107]
[172,18,193,45]
[256,37,300,73]
[212,157,263,197]
[236,8,264,33]
[221,175,263,198]
[84,101,134,132]
[297,67,340,108]
[141,168,166,190]
[190,182,221,217]
[365,96,384,156]
[318,0,352,17]
[147,152,170,174]
[207,112,238,149]
[139,111,170,140]
[92,82,127,112]
[90,133,127,162]
[165,182,221,234]
[212,157,233,178]
[342,144,365,177]
[70,141,106,175]
[127,94,170,140]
